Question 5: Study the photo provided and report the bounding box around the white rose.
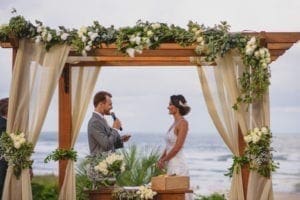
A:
[261,62,267,69]
[60,33,69,41]
[81,35,87,42]
[126,48,135,57]
[244,135,252,143]
[37,26,43,33]
[261,127,269,134]
[191,27,197,32]
[259,48,266,56]
[254,51,260,58]
[195,30,201,36]
[85,45,92,51]
[252,135,260,143]
[56,30,61,36]
[87,31,93,37]
[35,36,42,43]
[257,131,262,137]
[254,127,260,133]
[265,57,271,64]
[90,33,98,41]
[129,35,136,44]
[197,37,203,43]
[81,50,87,57]
[245,47,254,55]
[79,26,87,34]
[151,23,161,29]
[135,36,141,45]
[248,37,256,45]
[14,142,21,149]
[147,30,153,37]
[46,34,52,42]
[42,31,47,38]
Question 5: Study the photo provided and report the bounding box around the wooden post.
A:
[238,125,249,199]
[58,64,72,188]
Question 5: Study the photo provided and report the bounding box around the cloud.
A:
[271,106,300,113]
[1,0,300,134]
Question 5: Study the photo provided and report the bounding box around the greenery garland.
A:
[44,148,77,163]
[0,15,271,110]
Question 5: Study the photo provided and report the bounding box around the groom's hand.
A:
[112,119,122,130]
[121,134,131,142]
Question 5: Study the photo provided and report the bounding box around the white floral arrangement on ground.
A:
[85,152,125,187]
[0,131,34,179]
[112,185,157,200]
[136,185,157,200]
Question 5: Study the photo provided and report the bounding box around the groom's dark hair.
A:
[93,91,112,107]
[170,95,191,116]
[0,97,9,117]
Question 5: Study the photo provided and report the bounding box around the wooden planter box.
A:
[86,188,193,200]
[85,187,114,200]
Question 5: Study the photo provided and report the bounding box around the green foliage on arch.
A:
[0,15,271,110]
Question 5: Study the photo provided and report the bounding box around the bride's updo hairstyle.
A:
[170,95,191,116]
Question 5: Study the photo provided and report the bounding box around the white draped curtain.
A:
[2,39,70,200]
[196,51,273,200]
[58,66,100,200]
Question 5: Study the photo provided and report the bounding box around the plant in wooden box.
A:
[85,152,125,188]
[116,145,164,187]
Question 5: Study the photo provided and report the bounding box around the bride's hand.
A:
[157,159,165,169]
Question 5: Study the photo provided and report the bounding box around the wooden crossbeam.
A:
[2,32,300,66]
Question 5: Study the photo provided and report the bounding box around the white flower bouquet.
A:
[85,152,125,188]
[0,131,34,179]
[244,126,278,178]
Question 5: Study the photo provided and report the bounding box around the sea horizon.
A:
[32,131,300,195]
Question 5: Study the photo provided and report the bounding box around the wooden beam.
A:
[58,64,72,188]
[267,43,295,50]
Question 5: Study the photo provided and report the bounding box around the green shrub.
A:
[116,145,164,186]
[31,174,58,200]
[195,192,226,200]
[76,159,93,200]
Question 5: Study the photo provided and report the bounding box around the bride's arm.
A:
[161,120,188,163]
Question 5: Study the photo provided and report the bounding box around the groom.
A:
[88,91,130,155]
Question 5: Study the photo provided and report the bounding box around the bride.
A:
[157,94,191,177]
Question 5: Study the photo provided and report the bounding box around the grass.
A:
[31,174,59,200]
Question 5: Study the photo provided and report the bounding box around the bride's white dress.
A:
[165,121,189,176]
[165,121,192,200]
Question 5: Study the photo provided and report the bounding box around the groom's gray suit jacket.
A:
[88,112,123,155]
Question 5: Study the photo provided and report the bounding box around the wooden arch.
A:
[1,31,300,199]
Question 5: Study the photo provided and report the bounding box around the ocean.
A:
[32,132,300,194]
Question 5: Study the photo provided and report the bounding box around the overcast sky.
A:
[0,0,300,135]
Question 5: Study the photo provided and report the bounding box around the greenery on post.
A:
[44,148,77,163]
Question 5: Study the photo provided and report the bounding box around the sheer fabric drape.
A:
[2,39,70,200]
[197,51,273,200]
[58,66,100,200]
